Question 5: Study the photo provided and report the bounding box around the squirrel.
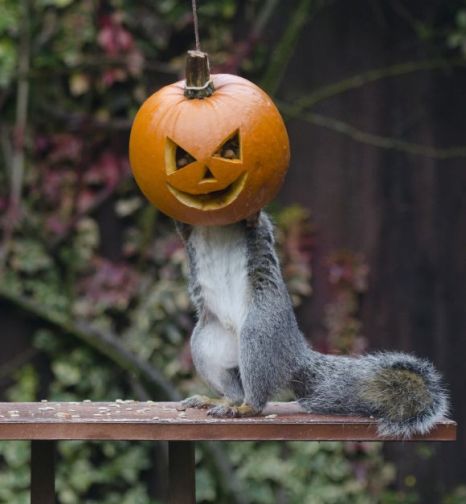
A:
[176,211,448,438]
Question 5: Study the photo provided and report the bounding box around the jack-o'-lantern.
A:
[129,51,289,225]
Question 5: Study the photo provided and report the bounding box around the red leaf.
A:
[98,14,134,56]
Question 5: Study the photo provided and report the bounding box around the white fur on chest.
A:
[191,224,249,334]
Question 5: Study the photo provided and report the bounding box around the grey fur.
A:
[176,212,449,438]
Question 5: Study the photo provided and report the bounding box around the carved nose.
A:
[203,166,216,181]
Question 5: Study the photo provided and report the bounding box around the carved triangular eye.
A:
[213,130,240,160]
[176,145,196,169]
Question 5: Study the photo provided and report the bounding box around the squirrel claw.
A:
[180,395,235,410]
[207,405,239,417]
[207,403,258,418]
[180,395,216,410]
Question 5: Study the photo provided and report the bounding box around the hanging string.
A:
[191,0,201,51]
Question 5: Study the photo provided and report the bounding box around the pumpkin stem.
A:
[184,50,214,99]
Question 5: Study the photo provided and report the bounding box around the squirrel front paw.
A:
[178,395,217,410]
[178,395,235,411]
[207,403,259,418]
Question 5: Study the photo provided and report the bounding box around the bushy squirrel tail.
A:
[297,351,449,438]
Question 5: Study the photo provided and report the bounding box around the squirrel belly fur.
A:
[176,212,448,438]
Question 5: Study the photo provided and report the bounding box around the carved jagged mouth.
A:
[167,173,247,210]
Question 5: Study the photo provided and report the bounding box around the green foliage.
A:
[229,441,391,504]
[444,486,466,504]
[0,0,20,87]
[0,37,16,87]
[0,441,30,504]
[448,9,466,54]
[56,440,153,504]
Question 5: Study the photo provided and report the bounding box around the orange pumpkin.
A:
[129,52,289,225]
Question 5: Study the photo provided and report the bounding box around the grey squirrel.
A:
[176,212,448,438]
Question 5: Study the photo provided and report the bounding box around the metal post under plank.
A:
[31,440,55,504]
[169,441,195,504]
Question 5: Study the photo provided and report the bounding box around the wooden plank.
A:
[168,442,195,504]
[31,440,55,504]
[0,402,456,442]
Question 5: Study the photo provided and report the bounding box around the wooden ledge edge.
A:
[0,402,456,442]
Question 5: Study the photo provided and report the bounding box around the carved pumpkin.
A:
[129,52,289,225]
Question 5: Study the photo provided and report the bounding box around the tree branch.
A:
[9,0,31,218]
[261,0,321,95]
[294,58,466,110]
[279,101,466,159]
[0,0,31,271]
[219,0,281,74]
[0,285,180,400]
